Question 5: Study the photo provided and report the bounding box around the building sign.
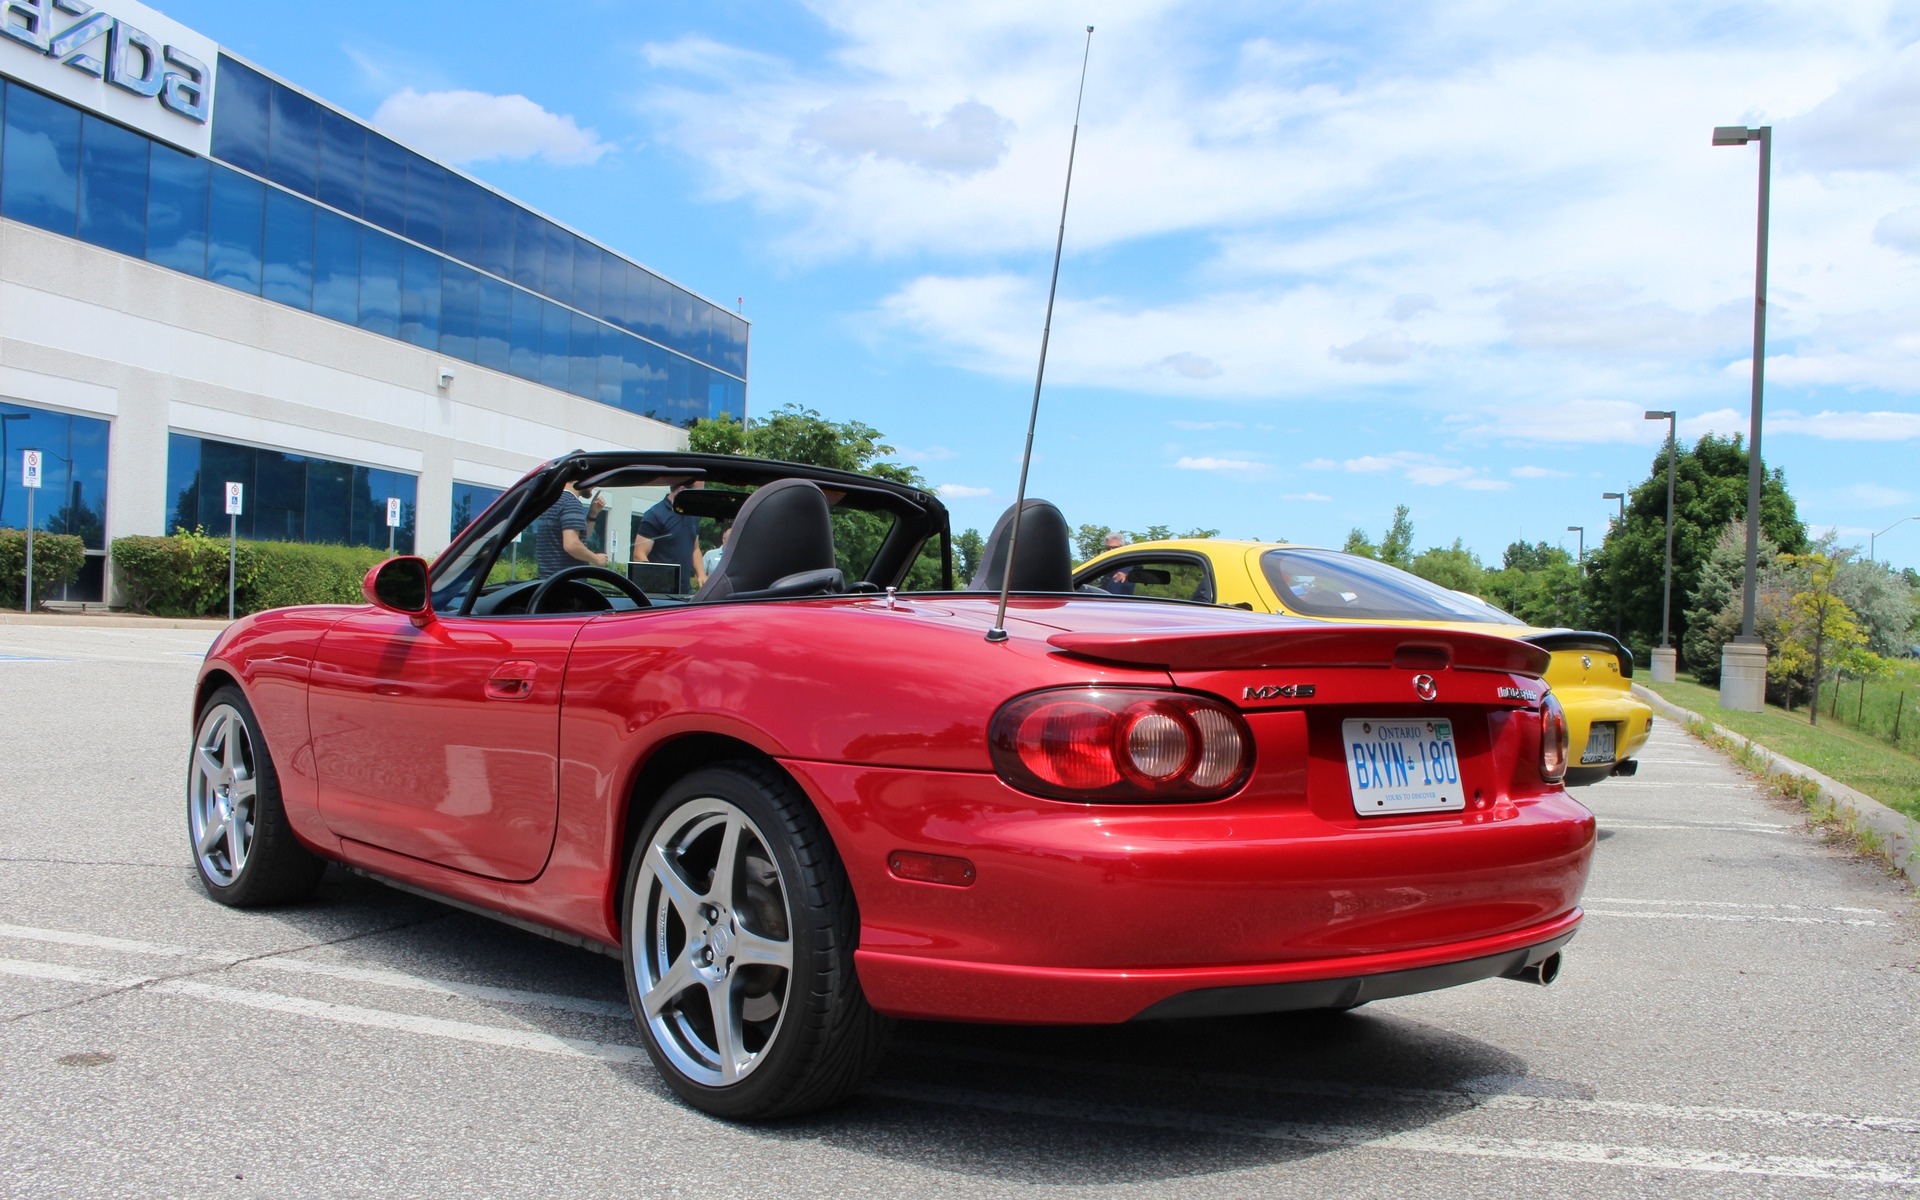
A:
[21,449,42,489]
[0,0,218,156]
[224,481,242,516]
[385,497,402,528]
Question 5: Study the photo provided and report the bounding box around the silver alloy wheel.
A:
[189,703,257,887]
[633,797,795,1086]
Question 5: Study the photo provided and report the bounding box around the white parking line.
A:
[1583,909,1883,927]
[1600,822,1792,835]
[871,1082,1920,1185]
[1586,898,1886,915]
[0,922,631,1019]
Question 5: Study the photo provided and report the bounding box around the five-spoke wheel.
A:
[186,686,326,907]
[622,763,889,1118]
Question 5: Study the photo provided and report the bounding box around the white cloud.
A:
[1512,465,1573,478]
[1329,328,1415,366]
[373,89,613,166]
[1498,277,1749,360]
[1175,456,1266,473]
[795,99,1012,174]
[1314,450,1511,491]
[935,483,992,498]
[1790,40,1920,173]
[1389,293,1437,322]
[1455,399,1668,445]
[1281,492,1332,502]
[1874,206,1920,255]
[1301,457,1340,470]
[1159,353,1224,379]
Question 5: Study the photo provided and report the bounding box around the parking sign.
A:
[225,482,244,515]
[21,450,41,489]
[386,497,402,528]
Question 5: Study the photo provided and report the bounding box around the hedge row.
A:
[0,528,87,610]
[111,530,390,616]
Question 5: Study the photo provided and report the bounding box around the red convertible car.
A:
[188,451,1593,1119]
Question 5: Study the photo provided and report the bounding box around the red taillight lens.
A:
[1539,693,1569,783]
[990,688,1253,801]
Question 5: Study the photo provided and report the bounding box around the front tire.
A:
[187,686,326,907]
[622,762,889,1119]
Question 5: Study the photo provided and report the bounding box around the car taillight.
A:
[1539,693,1569,783]
[990,688,1253,801]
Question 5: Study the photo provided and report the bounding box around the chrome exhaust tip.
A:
[1507,951,1561,986]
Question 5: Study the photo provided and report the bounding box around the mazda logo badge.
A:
[1413,674,1438,702]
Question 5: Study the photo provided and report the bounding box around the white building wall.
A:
[0,219,688,602]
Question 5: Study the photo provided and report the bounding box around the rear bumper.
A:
[855,909,1583,1024]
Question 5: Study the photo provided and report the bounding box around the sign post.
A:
[21,450,43,611]
[385,497,401,556]
[224,482,243,620]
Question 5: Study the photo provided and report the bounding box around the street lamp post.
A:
[1567,525,1585,571]
[1602,492,1626,641]
[1713,122,1772,711]
[1872,516,1920,564]
[1603,491,1625,528]
[1644,410,1678,682]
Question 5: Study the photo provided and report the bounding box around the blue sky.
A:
[167,0,1920,571]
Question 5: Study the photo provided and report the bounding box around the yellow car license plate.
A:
[1581,721,1617,765]
[1343,718,1465,816]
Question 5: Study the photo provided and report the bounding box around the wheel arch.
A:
[195,667,242,722]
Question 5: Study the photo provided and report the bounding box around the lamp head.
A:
[1567,525,1582,533]
[1644,410,1673,421]
[1603,492,1624,500]
[1712,126,1756,146]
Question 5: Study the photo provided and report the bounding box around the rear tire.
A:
[621,762,889,1119]
[187,686,326,907]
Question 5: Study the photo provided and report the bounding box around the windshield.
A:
[1260,548,1525,624]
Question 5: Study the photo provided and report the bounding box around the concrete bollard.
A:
[1719,640,1769,712]
[1649,647,1677,683]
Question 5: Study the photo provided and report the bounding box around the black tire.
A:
[187,685,326,907]
[621,761,890,1119]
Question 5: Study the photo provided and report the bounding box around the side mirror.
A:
[363,556,433,625]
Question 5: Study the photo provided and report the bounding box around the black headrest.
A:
[968,499,1072,592]
[692,479,837,602]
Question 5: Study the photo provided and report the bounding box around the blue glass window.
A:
[543,223,573,308]
[508,287,542,380]
[476,276,513,373]
[572,238,601,318]
[450,482,504,540]
[77,114,148,256]
[357,228,402,337]
[317,109,364,216]
[266,84,320,196]
[399,243,442,349]
[262,188,315,310]
[666,354,691,425]
[647,273,672,345]
[3,83,81,234]
[443,174,483,266]
[540,301,572,392]
[312,208,360,324]
[622,266,651,337]
[0,400,110,552]
[511,210,544,291]
[165,432,416,553]
[304,458,350,544]
[253,447,308,541]
[568,311,598,398]
[210,56,269,175]
[668,287,695,358]
[476,189,514,280]
[643,342,671,418]
[597,325,626,409]
[362,134,408,235]
[404,154,446,250]
[440,262,480,361]
[206,166,265,294]
[145,141,208,275]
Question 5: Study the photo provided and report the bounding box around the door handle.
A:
[487,660,537,700]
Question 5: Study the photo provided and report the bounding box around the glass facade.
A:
[0,401,110,602]
[166,433,417,554]
[0,72,747,427]
[450,481,505,541]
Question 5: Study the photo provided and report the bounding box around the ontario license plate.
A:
[1343,718,1466,816]
[1581,721,1617,765]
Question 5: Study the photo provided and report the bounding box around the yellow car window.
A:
[1261,548,1524,623]
[1086,558,1215,603]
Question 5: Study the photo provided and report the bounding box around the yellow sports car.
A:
[1074,539,1651,786]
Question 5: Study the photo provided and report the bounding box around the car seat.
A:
[968,499,1073,592]
[691,478,844,601]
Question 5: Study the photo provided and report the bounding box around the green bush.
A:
[242,541,388,610]
[0,527,87,610]
[113,531,388,616]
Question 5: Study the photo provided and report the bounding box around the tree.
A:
[1379,504,1414,570]
[955,527,985,583]
[1073,524,1113,563]
[1343,529,1378,559]
[1411,539,1485,595]
[1681,520,1781,686]
[1772,550,1878,724]
[1582,433,1805,668]
[1484,544,1583,628]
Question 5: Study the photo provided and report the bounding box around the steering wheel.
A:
[527,564,652,614]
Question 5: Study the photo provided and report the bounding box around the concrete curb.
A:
[0,612,232,631]
[1633,683,1918,890]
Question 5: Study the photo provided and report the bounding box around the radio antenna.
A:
[987,24,1094,644]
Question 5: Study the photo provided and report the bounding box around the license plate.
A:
[1343,718,1466,816]
[1581,721,1617,765]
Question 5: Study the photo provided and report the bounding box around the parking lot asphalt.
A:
[1,622,1916,1198]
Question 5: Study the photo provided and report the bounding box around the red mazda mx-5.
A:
[188,451,1594,1119]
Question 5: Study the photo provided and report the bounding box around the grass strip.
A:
[1647,676,1920,825]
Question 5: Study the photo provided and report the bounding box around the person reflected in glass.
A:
[633,480,706,593]
[535,481,607,577]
